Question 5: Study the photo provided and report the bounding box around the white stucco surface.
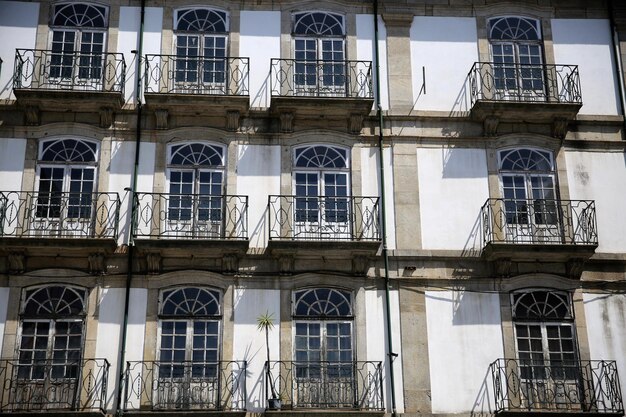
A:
[236,144,281,248]
[233,288,280,412]
[410,17,478,113]
[356,14,389,111]
[565,150,626,253]
[0,138,26,187]
[583,293,626,404]
[0,1,39,100]
[425,290,504,414]
[365,289,404,412]
[552,19,620,116]
[361,146,395,249]
[0,288,9,358]
[240,11,281,109]
[118,7,163,103]
[417,147,489,251]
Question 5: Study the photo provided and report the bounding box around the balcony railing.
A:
[133,193,248,240]
[123,360,246,411]
[468,62,581,106]
[13,49,126,93]
[265,361,384,410]
[481,199,597,246]
[0,358,110,413]
[0,191,120,239]
[271,59,373,98]
[490,359,623,414]
[268,195,380,241]
[144,55,249,95]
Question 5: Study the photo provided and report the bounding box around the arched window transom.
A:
[169,143,224,167]
[175,8,228,33]
[294,288,352,317]
[40,138,97,163]
[160,287,221,317]
[294,145,348,169]
[294,12,345,36]
[512,290,572,320]
[489,17,541,41]
[52,3,108,28]
[499,148,554,172]
[22,285,87,317]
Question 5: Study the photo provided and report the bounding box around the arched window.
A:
[488,16,544,100]
[174,8,228,91]
[157,287,222,400]
[36,138,98,226]
[511,290,578,385]
[292,288,354,407]
[166,143,225,237]
[50,3,108,81]
[498,148,558,241]
[18,285,87,380]
[293,145,350,238]
[293,12,346,95]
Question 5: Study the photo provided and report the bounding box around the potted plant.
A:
[257,311,281,409]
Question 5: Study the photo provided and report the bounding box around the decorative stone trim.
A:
[99,107,114,128]
[493,258,512,277]
[24,106,40,126]
[88,252,106,275]
[552,117,568,139]
[226,110,240,131]
[146,252,162,274]
[352,254,369,276]
[222,253,239,274]
[278,254,295,275]
[349,113,364,134]
[280,111,294,133]
[155,109,169,130]
[566,258,585,279]
[8,251,25,274]
[484,116,499,137]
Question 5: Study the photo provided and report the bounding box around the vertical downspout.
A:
[116,1,145,415]
[373,2,398,416]
[608,0,626,139]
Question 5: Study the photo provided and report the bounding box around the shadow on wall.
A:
[449,71,473,117]
[249,204,269,251]
[470,366,495,417]
[251,71,271,109]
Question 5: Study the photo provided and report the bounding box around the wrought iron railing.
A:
[265,361,384,410]
[468,62,581,106]
[144,55,249,95]
[123,360,246,411]
[0,191,120,239]
[133,193,248,240]
[270,59,373,98]
[268,195,380,241]
[491,359,623,414]
[481,199,597,246]
[0,358,110,413]
[13,49,126,93]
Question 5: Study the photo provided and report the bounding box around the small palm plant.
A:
[257,311,280,406]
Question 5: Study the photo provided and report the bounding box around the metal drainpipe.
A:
[373,1,398,416]
[116,0,145,415]
[608,0,626,139]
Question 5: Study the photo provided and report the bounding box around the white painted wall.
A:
[365,289,404,412]
[0,288,9,358]
[233,288,280,412]
[109,141,155,244]
[583,293,626,404]
[240,11,281,109]
[565,150,626,253]
[118,7,163,103]
[236,144,281,248]
[410,17,478,113]
[425,290,504,414]
[0,1,39,100]
[417,147,489,251]
[552,19,620,116]
[356,15,389,111]
[0,138,27,235]
[361,146,395,249]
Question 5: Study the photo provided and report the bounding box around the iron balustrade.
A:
[468,62,581,106]
[490,358,623,414]
[264,361,384,410]
[13,49,126,93]
[144,55,249,95]
[133,193,248,240]
[123,360,246,411]
[0,191,120,239]
[270,59,373,98]
[481,199,597,246]
[268,195,380,241]
[0,358,110,413]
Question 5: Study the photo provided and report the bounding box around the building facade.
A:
[0,1,625,417]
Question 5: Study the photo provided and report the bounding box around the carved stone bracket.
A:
[88,253,106,275]
[493,258,512,277]
[278,254,295,275]
[222,253,239,274]
[8,251,25,274]
[99,107,114,128]
[146,252,162,274]
[226,110,240,131]
[280,111,294,133]
[566,258,586,279]
[24,106,40,126]
[349,113,364,134]
[352,254,369,276]
[484,116,499,137]
[552,117,569,139]
[155,109,169,130]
